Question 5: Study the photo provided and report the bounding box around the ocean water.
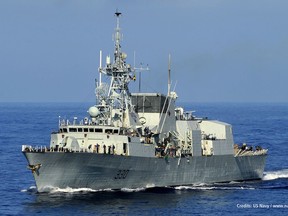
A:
[1,102,288,215]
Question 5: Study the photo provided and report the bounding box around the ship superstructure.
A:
[22,12,267,192]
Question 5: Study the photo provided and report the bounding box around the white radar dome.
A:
[88,106,100,117]
[121,52,127,59]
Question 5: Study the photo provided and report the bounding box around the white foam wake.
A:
[262,169,288,181]
[121,187,146,192]
[21,185,154,194]
[175,183,255,191]
[21,186,37,193]
[175,185,217,190]
[48,186,115,193]
[21,186,114,193]
[120,184,155,192]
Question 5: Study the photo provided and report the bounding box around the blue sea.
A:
[1,102,288,215]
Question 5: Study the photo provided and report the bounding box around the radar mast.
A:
[95,11,138,128]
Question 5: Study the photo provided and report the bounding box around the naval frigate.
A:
[22,12,267,192]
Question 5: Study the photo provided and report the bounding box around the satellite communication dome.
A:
[88,106,100,117]
[121,52,127,59]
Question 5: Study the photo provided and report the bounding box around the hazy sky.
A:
[1,0,288,103]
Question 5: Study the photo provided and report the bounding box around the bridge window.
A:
[95,128,103,133]
[89,128,94,132]
[105,129,113,134]
[84,128,88,132]
[69,128,77,132]
[78,128,83,132]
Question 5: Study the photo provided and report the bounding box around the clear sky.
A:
[1,0,288,103]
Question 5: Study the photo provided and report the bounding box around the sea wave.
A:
[262,169,288,181]
[21,186,115,193]
[45,186,114,193]
[174,184,255,191]
[21,182,257,194]
[21,185,155,194]
[21,186,37,193]
[121,187,146,192]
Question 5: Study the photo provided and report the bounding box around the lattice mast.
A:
[97,12,137,127]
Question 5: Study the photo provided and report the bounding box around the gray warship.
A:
[22,12,267,192]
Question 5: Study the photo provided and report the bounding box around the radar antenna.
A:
[95,11,142,128]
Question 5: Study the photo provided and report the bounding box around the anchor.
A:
[27,164,42,175]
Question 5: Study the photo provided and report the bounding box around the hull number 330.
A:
[114,169,129,179]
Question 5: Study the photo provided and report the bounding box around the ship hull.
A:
[23,152,267,192]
